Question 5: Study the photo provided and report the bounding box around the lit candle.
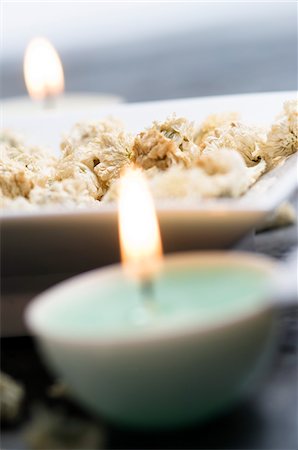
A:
[26,170,281,428]
[2,37,122,116]
[24,37,65,105]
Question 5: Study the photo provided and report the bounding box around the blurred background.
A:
[1,1,297,102]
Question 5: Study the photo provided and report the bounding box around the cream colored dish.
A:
[1,92,297,277]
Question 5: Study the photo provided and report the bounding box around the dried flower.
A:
[0,372,24,422]
[1,101,297,210]
[195,112,240,147]
[132,115,199,170]
[260,100,298,167]
[23,406,105,450]
[202,122,266,167]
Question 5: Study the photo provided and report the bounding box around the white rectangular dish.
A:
[1,91,297,277]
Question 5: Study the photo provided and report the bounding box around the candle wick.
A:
[140,278,154,303]
[42,94,56,110]
[132,278,156,326]
[42,84,57,110]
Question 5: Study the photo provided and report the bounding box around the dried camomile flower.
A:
[260,100,298,168]
[105,148,266,202]
[196,147,266,182]
[1,101,297,211]
[157,115,196,152]
[60,117,125,153]
[202,122,267,167]
[0,372,25,423]
[29,178,99,208]
[92,131,132,196]
[149,148,266,199]
[23,405,106,450]
[58,118,132,199]
[195,112,240,147]
[2,143,56,178]
[132,115,199,170]
[0,131,56,199]
[257,201,296,232]
[55,158,101,200]
[0,157,34,199]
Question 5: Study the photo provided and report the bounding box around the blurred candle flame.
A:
[23,37,64,100]
[118,167,163,280]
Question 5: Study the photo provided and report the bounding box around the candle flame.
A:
[23,37,64,100]
[118,167,163,280]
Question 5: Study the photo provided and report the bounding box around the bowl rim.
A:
[25,251,278,347]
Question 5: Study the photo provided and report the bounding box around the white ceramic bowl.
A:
[25,252,279,428]
[2,92,297,279]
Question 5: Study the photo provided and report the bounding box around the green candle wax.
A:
[41,265,269,339]
[26,254,278,428]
